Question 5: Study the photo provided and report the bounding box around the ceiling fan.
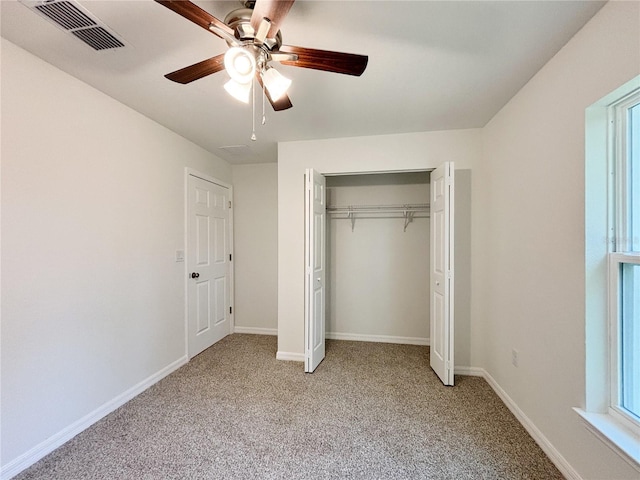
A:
[155,0,368,111]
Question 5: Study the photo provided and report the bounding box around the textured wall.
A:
[1,39,231,469]
[472,2,640,478]
[326,173,430,342]
[231,163,278,333]
[277,129,480,360]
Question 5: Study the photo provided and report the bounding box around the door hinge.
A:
[230,306,233,314]
[229,253,232,262]
[228,201,232,209]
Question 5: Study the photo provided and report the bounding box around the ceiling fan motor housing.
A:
[155,0,369,111]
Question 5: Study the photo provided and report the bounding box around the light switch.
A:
[175,250,185,262]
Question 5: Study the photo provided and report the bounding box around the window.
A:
[609,92,640,430]
[580,77,640,469]
[619,262,639,417]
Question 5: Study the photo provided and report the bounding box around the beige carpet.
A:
[15,334,563,479]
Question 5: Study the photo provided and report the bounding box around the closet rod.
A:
[326,203,430,232]
[326,203,429,213]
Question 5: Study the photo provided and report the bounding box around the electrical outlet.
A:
[511,348,519,367]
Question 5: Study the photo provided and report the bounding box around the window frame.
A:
[579,76,640,471]
[613,91,640,254]
[609,91,640,433]
[608,253,640,433]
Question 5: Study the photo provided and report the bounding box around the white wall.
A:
[326,173,430,342]
[1,39,231,474]
[277,129,480,362]
[230,163,278,334]
[6,2,635,478]
[472,2,640,479]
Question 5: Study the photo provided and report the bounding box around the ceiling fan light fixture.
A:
[224,46,256,84]
[224,78,251,103]
[262,67,292,102]
[156,0,369,113]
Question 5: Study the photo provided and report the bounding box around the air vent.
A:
[72,26,124,50]
[22,0,125,51]
[35,1,95,30]
[219,145,253,157]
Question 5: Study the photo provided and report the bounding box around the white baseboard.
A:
[2,350,581,480]
[326,332,429,346]
[480,368,583,480]
[275,335,429,364]
[1,355,188,480]
[454,366,484,376]
[233,326,277,336]
[276,351,305,362]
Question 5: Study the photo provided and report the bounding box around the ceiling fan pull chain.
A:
[262,79,267,126]
[251,78,257,141]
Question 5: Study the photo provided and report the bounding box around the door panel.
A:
[188,175,231,358]
[214,277,226,325]
[214,217,226,263]
[305,169,326,373]
[430,162,455,385]
[432,291,444,361]
[196,215,210,265]
[314,214,323,269]
[196,281,210,333]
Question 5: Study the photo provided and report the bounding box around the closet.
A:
[305,163,456,384]
[324,172,431,345]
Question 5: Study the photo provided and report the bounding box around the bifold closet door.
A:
[305,169,326,373]
[430,162,455,386]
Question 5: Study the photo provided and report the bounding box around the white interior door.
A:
[305,168,326,373]
[430,162,455,385]
[187,174,231,358]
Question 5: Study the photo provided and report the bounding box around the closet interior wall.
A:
[326,172,431,344]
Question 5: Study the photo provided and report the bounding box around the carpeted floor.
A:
[14,334,563,479]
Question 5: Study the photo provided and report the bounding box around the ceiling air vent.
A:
[71,26,124,50]
[218,145,254,157]
[22,0,125,51]
[34,1,95,29]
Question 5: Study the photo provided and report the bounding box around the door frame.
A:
[184,168,234,358]
[304,167,454,375]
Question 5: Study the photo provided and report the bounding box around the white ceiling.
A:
[1,0,605,164]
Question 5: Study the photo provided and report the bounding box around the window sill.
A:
[574,408,640,471]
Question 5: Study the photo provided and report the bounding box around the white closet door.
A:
[430,162,455,385]
[305,169,326,373]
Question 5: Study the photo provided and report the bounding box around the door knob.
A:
[191,272,200,279]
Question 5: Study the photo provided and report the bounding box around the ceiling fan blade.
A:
[257,74,293,111]
[250,0,295,39]
[155,0,234,40]
[165,54,225,84]
[277,45,368,76]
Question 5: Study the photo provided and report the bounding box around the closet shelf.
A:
[326,203,430,231]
